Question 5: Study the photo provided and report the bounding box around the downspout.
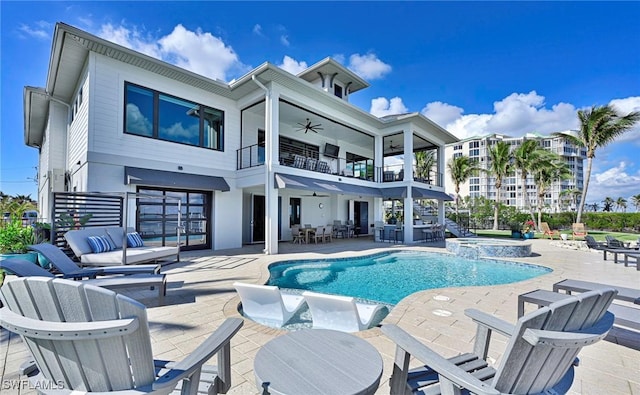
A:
[252,75,273,254]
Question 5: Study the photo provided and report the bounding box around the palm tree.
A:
[414,150,437,184]
[615,197,627,213]
[559,188,582,211]
[631,194,640,212]
[555,105,640,223]
[532,153,572,226]
[588,202,600,212]
[487,141,512,230]
[447,155,479,219]
[602,197,614,212]
[513,139,545,224]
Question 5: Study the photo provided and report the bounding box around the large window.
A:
[125,82,224,150]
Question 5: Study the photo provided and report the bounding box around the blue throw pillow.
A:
[127,232,144,248]
[87,235,115,253]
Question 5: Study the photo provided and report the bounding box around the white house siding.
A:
[213,187,243,250]
[67,66,90,182]
[89,55,240,173]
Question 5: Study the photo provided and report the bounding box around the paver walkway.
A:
[1,237,638,394]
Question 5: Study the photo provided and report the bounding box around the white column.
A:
[403,130,413,242]
[264,86,280,254]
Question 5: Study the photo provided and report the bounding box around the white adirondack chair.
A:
[382,288,616,395]
[0,277,243,394]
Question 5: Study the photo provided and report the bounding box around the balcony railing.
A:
[236,143,443,187]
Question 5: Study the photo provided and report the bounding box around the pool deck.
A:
[1,237,639,394]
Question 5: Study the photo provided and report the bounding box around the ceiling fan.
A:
[387,140,400,150]
[302,192,330,197]
[296,118,323,134]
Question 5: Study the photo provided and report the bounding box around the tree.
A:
[532,153,572,227]
[415,150,437,184]
[555,105,640,223]
[559,188,582,211]
[513,139,545,224]
[487,141,512,230]
[602,197,614,212]
[615,197,627,213]
[447,155,479,220]
[631,194,640,212]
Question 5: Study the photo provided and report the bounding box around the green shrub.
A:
[0,218,35,254]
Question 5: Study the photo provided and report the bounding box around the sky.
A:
[1,1,639,208]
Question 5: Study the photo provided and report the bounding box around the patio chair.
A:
[302,291,387,333]
[605,235,635,249]
[540,222,559,240]
[323,224,333,242]
[584,235,606,250]
[311,225,324,243]
[233,282,306,327]
[381,288,616,395]
[0,258,167,304]
[29,243,161,278]
[291,225,305,244]
[572,222,588,240]
[0,277,243,395]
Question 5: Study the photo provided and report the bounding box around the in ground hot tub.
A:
[446,238,532,258]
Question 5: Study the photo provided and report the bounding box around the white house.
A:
[24,22,458,254]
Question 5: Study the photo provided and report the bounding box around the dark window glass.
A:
[334,84,343,98]
[125,84,154,137]
[158,94,200,145]
[203,106,224,150]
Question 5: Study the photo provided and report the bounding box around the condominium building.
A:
[444,133,586,213]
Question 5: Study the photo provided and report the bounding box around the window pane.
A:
[158,94,200,146]
[125,84,154,137]
[203,107,223,150]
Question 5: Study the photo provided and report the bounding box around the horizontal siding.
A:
[68,71,90,171]
[90,55,239,174]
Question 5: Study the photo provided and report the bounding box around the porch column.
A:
[374,135,384,238]
[437,143,446,230]
[264,85,280,254]
[403,130,413,242]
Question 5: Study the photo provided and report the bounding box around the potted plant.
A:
[0,216,37,262]
[522,220,536,239]
[510,222,522,239]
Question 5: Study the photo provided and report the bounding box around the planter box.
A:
[511,231,522,239]
[523,232,535,239]
[0,251,38,263]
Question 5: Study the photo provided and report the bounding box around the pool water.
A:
[268,250,551,305]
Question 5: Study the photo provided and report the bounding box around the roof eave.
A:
[24,87,49,148]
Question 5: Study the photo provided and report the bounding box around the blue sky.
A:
[1,1,639,207]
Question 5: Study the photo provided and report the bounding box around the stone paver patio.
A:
[1,237,639,394]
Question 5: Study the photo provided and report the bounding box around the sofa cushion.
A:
[87,235,115,253]
[80,246,179,265]
[127,232,144,248]
[104,226,126,249]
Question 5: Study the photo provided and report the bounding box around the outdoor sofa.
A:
[64,226,179,266]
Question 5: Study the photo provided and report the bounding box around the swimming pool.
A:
[268,250,551,305]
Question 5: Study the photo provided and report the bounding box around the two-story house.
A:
[24,23,458,254]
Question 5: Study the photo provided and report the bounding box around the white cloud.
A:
[608,96,640,144]
[280,35,290,46]
[419,91,578,139]
[348,53,391,80]
[252,24,263,36]
[18,22,51,39]
[420,102,464,128]
[370,97,408,117]
[277,56,308,75]
[588,161,640,205]
[98,23,248,82]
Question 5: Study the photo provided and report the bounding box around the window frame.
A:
[124,81,224,151]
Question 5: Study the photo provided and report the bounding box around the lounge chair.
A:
[605,235,636,249]
[29,243,161,278]
[381,288,616,395]
[571,222,588,240]
[584,236,630,262]
[0,277,243,394]
[584,235,606,250]
[539,222,559,240]
[302,291,387,333]
[0,258,167,304]
[233,282,306,327]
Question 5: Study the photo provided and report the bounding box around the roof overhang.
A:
[411,186,453,201]
[23,87,49,147]
[125,167,230,191]
[296,57,370,94]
